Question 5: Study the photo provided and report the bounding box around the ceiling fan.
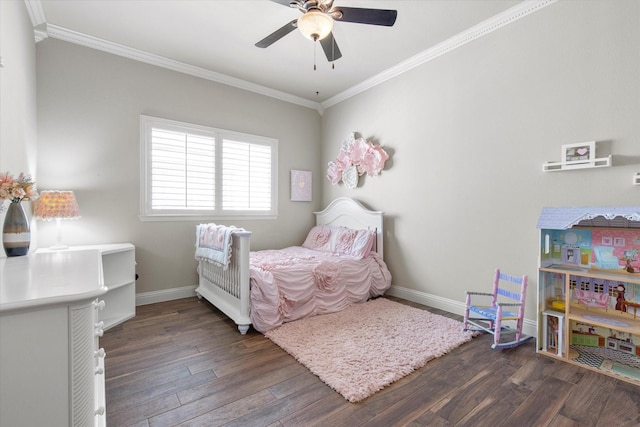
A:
[255,0,398,62]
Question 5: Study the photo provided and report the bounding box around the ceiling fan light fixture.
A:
[297,10,333,41]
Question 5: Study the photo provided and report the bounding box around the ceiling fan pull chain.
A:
[313,37,317,71]
[332,37,335,69]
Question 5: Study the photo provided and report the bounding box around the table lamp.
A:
[34,190,80,249]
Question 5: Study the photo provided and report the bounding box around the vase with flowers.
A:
[1,172,38,256]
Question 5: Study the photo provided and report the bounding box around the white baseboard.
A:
[134,284,538,338]
[136,285,197,306]
[387,285,538,338]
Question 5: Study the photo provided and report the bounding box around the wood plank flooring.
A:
[102,297,640,426]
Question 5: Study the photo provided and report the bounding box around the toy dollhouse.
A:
[537,207,640,384]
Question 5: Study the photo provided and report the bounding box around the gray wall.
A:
[35,39,322,294]
[8,1,640,327]
[321,0,640,322]
[0,0,39,248]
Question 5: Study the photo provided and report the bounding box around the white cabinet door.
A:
[0,306,70,426]
[0,299,103,427]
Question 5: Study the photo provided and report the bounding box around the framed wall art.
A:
[561,141,595,164]
[291,170,312,202]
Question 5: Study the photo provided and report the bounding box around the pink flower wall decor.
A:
[326,133,389,189]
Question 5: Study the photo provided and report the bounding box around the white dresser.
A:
[0,244,135,427]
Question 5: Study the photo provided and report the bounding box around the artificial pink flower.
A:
[360,151,377,177]
[364,144,388,176]
[348,138,369,165]
[0,172,13,185]
[335,150,351,170]
[0,171,37,204]
[370,143,389,162]
[11,187,26,200]
[326,161,341,185]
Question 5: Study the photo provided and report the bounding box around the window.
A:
[140,116,277,221]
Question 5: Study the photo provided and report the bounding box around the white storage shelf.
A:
[542,155,612,172]
[37,243,136,330]
[100,245,136,329]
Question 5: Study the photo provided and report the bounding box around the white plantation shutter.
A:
[222,139,271,211]
[140,116,277,220]
[151,129,215,210]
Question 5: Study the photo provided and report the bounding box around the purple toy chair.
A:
[463,269,533,349]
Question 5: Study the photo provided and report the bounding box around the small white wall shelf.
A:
[542,155,612,172]
[634,172,640,186]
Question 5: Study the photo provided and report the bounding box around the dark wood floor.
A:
[102,297,640,427]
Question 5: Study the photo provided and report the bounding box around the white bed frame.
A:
[195,197,384,334]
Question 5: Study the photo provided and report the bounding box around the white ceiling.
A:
[29,0,534,109]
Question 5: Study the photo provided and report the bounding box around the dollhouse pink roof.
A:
[536,207,640,230]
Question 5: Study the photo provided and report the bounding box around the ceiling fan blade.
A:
[319,32,342,62]
[334,7,397,26]
[255,19,298,48]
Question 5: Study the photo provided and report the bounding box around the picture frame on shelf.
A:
[561,141,595,164]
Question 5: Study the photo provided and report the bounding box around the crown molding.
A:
[33,24,48,43]
[321,0,558,109]
[42,23,323,113]
[24,0,48,42]
[27,0,555,114]
[24,0,46,27]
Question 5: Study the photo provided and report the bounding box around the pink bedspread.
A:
[249,246,392,333]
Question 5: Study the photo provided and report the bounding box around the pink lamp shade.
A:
[34,190,80,249]
[35,190,80,220]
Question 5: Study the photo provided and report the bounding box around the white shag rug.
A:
[264,298,476,403]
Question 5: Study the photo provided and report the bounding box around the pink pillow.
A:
[302,225,376,259]
[302,225,333,252]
